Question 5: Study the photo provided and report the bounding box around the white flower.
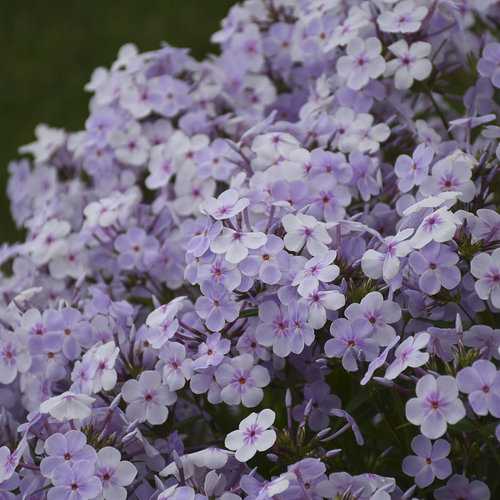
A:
[225,409,277,462]
[409,207,462,249]
[93,342,120,392]
[283,213,332,257]
[386,40,432,89]
[336,37,385,90]
[39,391,95,421]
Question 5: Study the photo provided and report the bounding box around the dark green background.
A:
[0,1,236,243]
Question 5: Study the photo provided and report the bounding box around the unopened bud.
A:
[267,453,279,462]
[325,448,342,458]
[285,389,292,407]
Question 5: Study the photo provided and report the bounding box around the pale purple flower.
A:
[288,300,315,355]
[191,332,230,371]
[225,409,276,462]
[215,354,270,407]
[456,360,500,417]
[70,353,98,395]
[0,438,27,483]
[386,40,432,89]
[145,143,177,190]
[434,474,490,500]
[307,175,352,222]
[195,281,239,331]
[282,213,332,257]
[198,256,242,291]
[377,0,428,33]
[478,42,500,88]
[47,462,102,500]
[94,447,137,500]
[471,249,500,308]
[325,318,379,371]
[255,300,295,357]
[469,209,500,243]
[405,375,466,439]
[336,37,385,90]
[186,219,222,258]
[149,75,190,117]
[409,207,462,249]
[45,307,91,360]
[210,228,267,264]
[300,283,346,329]
[190,366,223,405]
[239,234,288,285]
[292,381,341,431]
[420,158,475,203]
[385,332,430,380]
[0,331,30,384]
[361,336,400,385]
[109,122,149,166]
[361,228,413,282]
[200,188,249,220]
[395,143,434,193]
[463,325,500,360]
[344,291,401,346]
[41,431,97,479]
[114,227,159,271]
[121,370,177,425]
[349,151,380,201]
[409,241,461,295]
[160,341,193,391]
[92,341,120,392]
[402,435,451,488]
[292,250,339,296]
[351,114,390,154]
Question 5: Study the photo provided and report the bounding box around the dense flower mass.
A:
[1,0,500,498]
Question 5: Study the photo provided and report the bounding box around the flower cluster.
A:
[1,0,500,498]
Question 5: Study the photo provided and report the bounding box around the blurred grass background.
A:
[0,1,236,243]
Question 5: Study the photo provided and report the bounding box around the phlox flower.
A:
[325,318,379,371]
[386,40,432,89]
[215,354,269,407]
[406,375,465,439]
[225,409,276,462]
[384,332,429,380]
[200,188,249,220]
[344,291,401,347]
[41,431,97,479]
[434,474,490,500]
[402,435,451,488]
[121,370,176,425]
[471,249,500,308]
[282,213,332,257]
[394,143,434,193]
[195,281,240,331]
[408,241,461,295]
[336,37,385,90]
[39,392,95,421]
[210,227,267,264]
[0,331,30,385]
[409,207,462,249]
[377,0,428,33]
[47,461,102,500]
[94,447,137,500]
[478,42,500,88]
[361,228,414,282]
[456,360,500,417]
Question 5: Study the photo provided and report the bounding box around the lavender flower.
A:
[406,375,466,439]
[402,435,451,488]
